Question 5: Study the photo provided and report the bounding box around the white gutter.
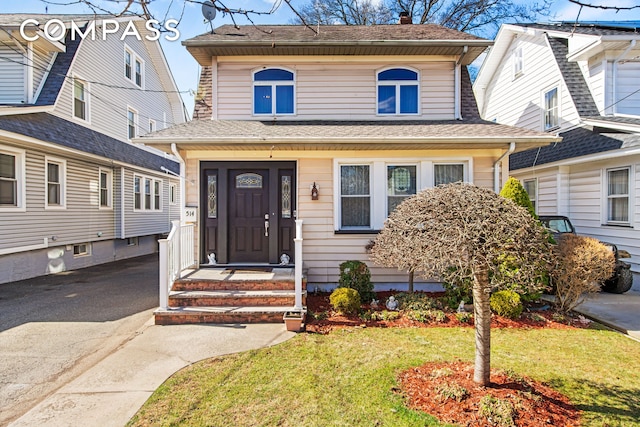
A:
[612,40,636,115]
[493,142,516,193]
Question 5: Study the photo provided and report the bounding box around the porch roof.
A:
[138,119,560,152]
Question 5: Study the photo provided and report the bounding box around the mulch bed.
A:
[304,291,589,426]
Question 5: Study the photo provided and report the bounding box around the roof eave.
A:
[582,117,640,133]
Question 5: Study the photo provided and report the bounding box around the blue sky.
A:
[3,0,640,116]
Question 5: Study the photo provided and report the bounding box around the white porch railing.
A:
[159,220,195,310]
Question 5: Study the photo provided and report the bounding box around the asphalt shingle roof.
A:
[510,127,640,170]
[34,31,82,106]
[0,113,178,173]
[521,22,640,36]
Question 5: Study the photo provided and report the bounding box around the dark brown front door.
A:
[200,161,296,265]
[228,170,269,263]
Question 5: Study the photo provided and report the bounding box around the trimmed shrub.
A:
[338,260,374,303]
[552,234,615,313]
[490,290,523,319]
[329,287,361,315]
[394,292,441,311]
[405,309,447,323]
[500,176,536,219]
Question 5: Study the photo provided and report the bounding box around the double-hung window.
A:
[340,165,371,228]
[544,87,559,130]
[134,174,162,211]
[46,158,65,208]
[124,46,144,88]
[607,167,630,224]
[0,147,25,209]
[99,169,112,208]
[377,68,419,115]
[127,107,137,140]
[134,176,142,210]
[434,164,464,186]
[513,46,524,77]
[523,179,537,213]
[253,68,295,115]
[73,78,88,121]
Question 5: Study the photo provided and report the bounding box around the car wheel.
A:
[602,266,633,294]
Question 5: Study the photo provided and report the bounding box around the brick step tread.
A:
[156,306,296,314]
[172,280,301,291]
[169,290,302,298]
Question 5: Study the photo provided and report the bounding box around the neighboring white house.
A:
[474,22,640,272]
[0,14,187,283]
[139,21,558,288]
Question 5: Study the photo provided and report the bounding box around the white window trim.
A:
[148,118,156,134]
[133,173,163,212]
[71,74,90,124]
[99,168,113,210]
[127,106,138,141]
[522,178,538,214]
[45,156,66,210]
[333,158,472,231]
[124,44,144,89]
[251,67,296,117]
[603,166,633,226]
[513,46,524,79]
[376,66,421,116]
[0,145,26,212]
[542,84,560,131]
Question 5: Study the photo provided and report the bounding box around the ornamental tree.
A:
[370,183,552,385]
[500,177,536,219]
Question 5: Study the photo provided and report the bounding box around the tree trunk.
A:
[408,270,414,293]
[472,266,491,386]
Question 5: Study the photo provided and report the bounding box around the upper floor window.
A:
[523,178,537,213]
[124,46,144,88]
[607,167,630,224]
[46,157,66,208]
[127,107,138,140]
[149,119,156,133]
[513,46,524,77]
[73,78,88,121]
[0,147,25,210]
[544,87,559,131]
[377,68,419,115]
[253,68,295,115]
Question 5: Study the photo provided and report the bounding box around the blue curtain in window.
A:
[276,85,294,114]
[254,86,272,114]
[400,85,418,114]
[378,68,417,81]
[255,69,293,81]
[378,86,396,114]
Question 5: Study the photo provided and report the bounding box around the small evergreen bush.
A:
[338,260,374,303]
[499,176,537,219]
[490,290,523,319]
[405,309,447,323]
[329,287,361,315]
[394,292,441,311]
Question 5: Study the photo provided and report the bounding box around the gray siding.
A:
[0,46,25,103]
[32,47,55,100]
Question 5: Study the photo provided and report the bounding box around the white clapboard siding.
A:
[586,57,605,113]
[32,47,55,100]
[483,32,581,132]
[0,145,117,251]
[215,61,455,120]
[614,61,640,116]
[51,22,182,142]
[0,47,25,103]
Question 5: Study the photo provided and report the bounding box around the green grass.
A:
[128,326,640,427]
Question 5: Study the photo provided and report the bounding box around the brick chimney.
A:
[399,11,412,25]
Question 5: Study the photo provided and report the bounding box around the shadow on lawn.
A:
[547,377,640,423]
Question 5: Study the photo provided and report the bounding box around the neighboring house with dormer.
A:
[0,14,186,284]
[474,22,640,272]
[140,21,559,291]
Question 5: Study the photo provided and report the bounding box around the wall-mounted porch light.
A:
[311,182,319,200]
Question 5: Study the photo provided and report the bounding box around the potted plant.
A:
[283,310,306,332]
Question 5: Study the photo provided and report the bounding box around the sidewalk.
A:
[9,318,293,427]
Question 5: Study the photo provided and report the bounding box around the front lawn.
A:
[128,327,640,427]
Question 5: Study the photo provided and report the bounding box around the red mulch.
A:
[304,291,589,427]
[398,361,581,427]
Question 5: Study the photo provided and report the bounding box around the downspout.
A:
[171,143,186,224]
[454,46,468,120]
[493,142,516,193]
[612,40,636,115]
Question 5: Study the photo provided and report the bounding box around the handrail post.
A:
[158,237,169,310]
[294,219,304,310]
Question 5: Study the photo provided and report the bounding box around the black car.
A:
[539,215,633,294]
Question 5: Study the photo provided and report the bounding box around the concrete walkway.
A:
[573,285,640,341]
[9,319,293,427]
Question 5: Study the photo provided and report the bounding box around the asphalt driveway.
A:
[0,254,159,425]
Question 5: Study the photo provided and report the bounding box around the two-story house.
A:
[140,22,559,320]
[474,22,640,273]
[0,14,186,284]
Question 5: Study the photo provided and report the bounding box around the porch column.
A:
[294,219,304,310]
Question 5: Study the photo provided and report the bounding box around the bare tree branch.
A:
[568,0,640,11]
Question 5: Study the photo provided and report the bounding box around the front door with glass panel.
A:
[201,162,295,265]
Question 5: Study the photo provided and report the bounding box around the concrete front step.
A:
[154,306,294,325]
[168,290,306,307]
